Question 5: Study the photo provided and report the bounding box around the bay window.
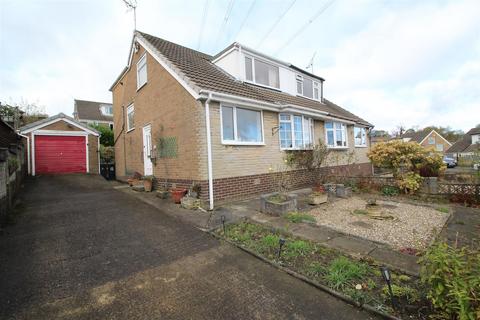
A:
[279,114,314,149]
[244,56,279,88]
[354,127,367,147]
[296,75,320,101]
[325,122,347,148]
[221,105,263,144]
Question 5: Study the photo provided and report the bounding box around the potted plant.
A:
[170,188,187,204]
[142,175,154,192]
[127,171,142,186]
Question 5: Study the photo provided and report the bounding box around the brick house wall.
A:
[112,46,204,182]
[112,42,372,201]
[419,131,451,153]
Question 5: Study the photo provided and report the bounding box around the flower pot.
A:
[143,179,153,192]
[313,185,326,193]
[308,193,328,205]
[171,189,187,204]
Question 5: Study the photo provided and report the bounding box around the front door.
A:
[142,125,153,176]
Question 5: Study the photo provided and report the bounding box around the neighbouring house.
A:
[396,129,452,153]
[19,113,100,176]
[1,118,26,223]
[110,30,373,208]
[370,130,391,146]
[73,99,114,130]
[446,127,480,161]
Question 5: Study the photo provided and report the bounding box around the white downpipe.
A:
[18,133,30,175]
[205,93,214,210]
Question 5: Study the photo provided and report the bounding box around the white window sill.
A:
[327,146,349,150]
[295,94,321,102]
[244,80,280,91]
[280,147,314,151]
[126,127,135,133]
[222,141,265,146]
[354,145,368,148]
[136,82,147,92]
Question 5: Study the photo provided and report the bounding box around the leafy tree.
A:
[422,125,464,143]
[89,124,114,146]
[0,99,48,127]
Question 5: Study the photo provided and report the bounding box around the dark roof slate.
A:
[448,127,480,153]
[137,31,372,126]
[74,99,113,122]
[398,130,431,143]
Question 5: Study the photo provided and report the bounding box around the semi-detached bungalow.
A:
[110,31,374,209]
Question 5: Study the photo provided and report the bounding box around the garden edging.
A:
[208,229,402,320]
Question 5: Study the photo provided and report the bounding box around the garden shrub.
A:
[381,284,420,304]
[381,185,399,196]
[397,172,423,194]
[419,242,480,319]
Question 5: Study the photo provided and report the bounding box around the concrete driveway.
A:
[0,175,380,320]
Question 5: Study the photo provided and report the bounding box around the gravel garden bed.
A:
[308,197,450,251]
[217,221,433,319]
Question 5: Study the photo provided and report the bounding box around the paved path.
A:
[0,175,380,320]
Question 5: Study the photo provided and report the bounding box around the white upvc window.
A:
[436,144,444,151]
[428,136,435,144]
[126,104,135,131]
[136,53,147,89]
[279,114,314,150]
[101,105,113,116]
[354,127,367,147]
[221,105,264,145]
[244,55,280,89]
[325,122,347,148]
[296,74,320,101]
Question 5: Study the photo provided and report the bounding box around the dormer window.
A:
[244,56,279,89]
[296,75,320,101]
[100,105,113,116]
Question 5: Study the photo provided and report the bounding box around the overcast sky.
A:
[1,0,479,132]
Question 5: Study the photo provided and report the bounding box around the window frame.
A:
[278,113,314,150]
[428,136,435,145]
[296,74,321,101]
[126,104,135,132]
[136,53,148,90]
[354,127,368,147]
[220,104,265,145]
[325,121,348,149]
[244,54,280,90]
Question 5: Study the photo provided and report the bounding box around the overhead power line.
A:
[197,0,210,50]
[215,0,236,49]
[232,0,257,41]
[256,0,296,49]
[274,0,335,55]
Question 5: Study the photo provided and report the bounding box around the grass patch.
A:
[267,194,288,203]
[324,256,370,290]
[285,212,316,223]
[436,207,449,214]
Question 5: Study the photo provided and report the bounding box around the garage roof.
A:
[19,113,99,136]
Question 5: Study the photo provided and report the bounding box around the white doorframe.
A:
[142,125,153,176]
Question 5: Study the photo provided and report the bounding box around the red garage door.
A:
[35,135,87,174]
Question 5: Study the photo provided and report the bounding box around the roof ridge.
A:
[74,99,112,105]
[136,30,212,59]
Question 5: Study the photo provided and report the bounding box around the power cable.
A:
[232,0,257,41]
[197,0,210,50]
[275,0,335,55]
[255,0,296,49]
[215,0,236,49]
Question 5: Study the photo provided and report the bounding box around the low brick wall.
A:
[140,162,371,202]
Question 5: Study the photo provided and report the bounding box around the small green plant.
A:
[419,242,480,319]
[396,274,411,283]
[285,212,316,223]
[324,256,369,290]
[381,185,399,196]
[436,207,449,214]
[259,234,280,252]
[306,262,326,277]
[352,209,369,215]
[285,240,312,257]
[381,284,419,304]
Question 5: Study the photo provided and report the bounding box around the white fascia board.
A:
[33,130,89,136]
[135,35,200,100]
[419,129,452,146]
[211,45,238,63]
[20,117,99,136]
